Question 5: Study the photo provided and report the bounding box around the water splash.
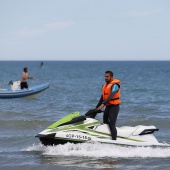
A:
[24,142,170,158]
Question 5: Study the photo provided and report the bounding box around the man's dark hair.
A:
[23,67,28,72]
[105,70,113,77]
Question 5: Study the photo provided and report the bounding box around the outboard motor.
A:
[11,81,21,90]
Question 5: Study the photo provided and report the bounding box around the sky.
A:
[0,0,170,61]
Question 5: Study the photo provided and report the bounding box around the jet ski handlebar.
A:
[85,108,104,118]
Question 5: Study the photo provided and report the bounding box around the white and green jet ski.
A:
[36,109,169,147]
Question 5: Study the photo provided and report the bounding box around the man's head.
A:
[23,67,28,72]
[105,70,113,83]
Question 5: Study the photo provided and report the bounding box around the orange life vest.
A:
[102,78,121,106]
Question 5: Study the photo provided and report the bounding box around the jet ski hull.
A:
[36,133,169,147]
[36,134,84,146]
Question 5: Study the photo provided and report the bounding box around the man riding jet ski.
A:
[35,109,169,147]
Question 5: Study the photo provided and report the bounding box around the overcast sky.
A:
[0,0,170,61]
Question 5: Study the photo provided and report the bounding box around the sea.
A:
[0,61,170,170]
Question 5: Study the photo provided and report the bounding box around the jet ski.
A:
[36,109,169,147]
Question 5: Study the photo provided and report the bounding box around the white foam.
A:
[24,142,170,158]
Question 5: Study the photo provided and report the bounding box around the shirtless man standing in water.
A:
[20,67,33,89]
